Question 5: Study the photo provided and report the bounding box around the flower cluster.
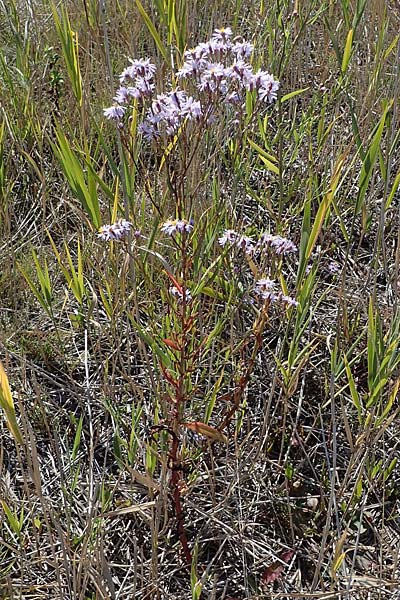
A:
[97,219,132,241]
[218,229,255,254]
[103,58,156,121]
[139,90,202,140]
[219,227,298,307]
[177,27,279,104]
[219,229,297,257]
[257,233,297,255]
[255,278,298,307]
[103,27,279,137]
[161,218,194,236]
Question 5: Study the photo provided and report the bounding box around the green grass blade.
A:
[355,103,391,215]
[305,155,345,260]
[52,127,101,229]
[248,138,279,175]
[341,28,353,74]
[134,0,168,63]
[51,2,82,106]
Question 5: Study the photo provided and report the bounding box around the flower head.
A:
[255,278,278,301]
[97,219,132,241]
[218,229,254,254]
[103,105,126,120]
[232,40,254,59]
[170,286,192,302]
[140,89,203,140]
[161,219,194,236]
[280,294,299,308]
[119,58,156,83]
[212,27,233,42]
[257,73,280,103]
[257,233,297,255]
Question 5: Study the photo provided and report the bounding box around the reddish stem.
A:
[169,429,192,563]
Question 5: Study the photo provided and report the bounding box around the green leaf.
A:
[355,103,391,215]
[134,0,168,63]
[31,250,53,308]
[305,155,345,260]
[341,29,354,74]
[280,87,309,103]
[385,168,400,209]
[128,316,172,369]
[1,500,23,535]
[72,414,84,460]
[248,138,279,175]
[18,255,53,318]
[51,127,101,229]
[343,355,363,423]
[191,542,202,600]
[51,2,82,105]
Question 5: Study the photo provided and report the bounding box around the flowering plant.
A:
[100,26,294,565]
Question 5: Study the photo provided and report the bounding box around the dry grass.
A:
[1,1,400,598]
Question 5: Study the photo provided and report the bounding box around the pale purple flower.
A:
[138,120,158,141]
[245,70,280,102]
[218,229,238,247]
[176,57,207,79]
[98,219,132,241]
[184,45,208,61]
[226,91,242,105]
[212,27,233,42]
[103,105,126,120]
[135,78,155,97]
[161,219,194,235]
[116,78,155,102]
[106,31,280,139]
[119,58,156,83]
[236,234,255,254]
[280,294,299,308]
[257,233,297,255]
[204,62,227,81]
[218,229,254,254]
[113,86,137,103]
[230,60,254,84]
[232,40,254,59]
[141,89,202,139]
[328,261,340,274]
[199,38,229,56]
[182,97,202,119]
[258,74,280,103]
[256,277,276,292]
[254,280,298,307]
[170,286,192,302]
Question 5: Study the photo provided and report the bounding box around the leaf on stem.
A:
[262,549,295,584]
[183,422,227,444]
[0,361,23,445]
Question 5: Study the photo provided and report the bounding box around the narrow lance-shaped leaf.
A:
[341,29,354,74]
[355,102,392,215]
[343,355,363,423]
[183,421,227,444]
[51,2,82,105]
[280,87,309,103]
[51,127,101,229]
[305,154,345,260]
[17,252,53,318]
[134,0,169,63]
[248,138,279,175]
[0,362,23,445]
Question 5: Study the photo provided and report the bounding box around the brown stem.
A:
[169,434,192,564]
[218,322,265,431]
